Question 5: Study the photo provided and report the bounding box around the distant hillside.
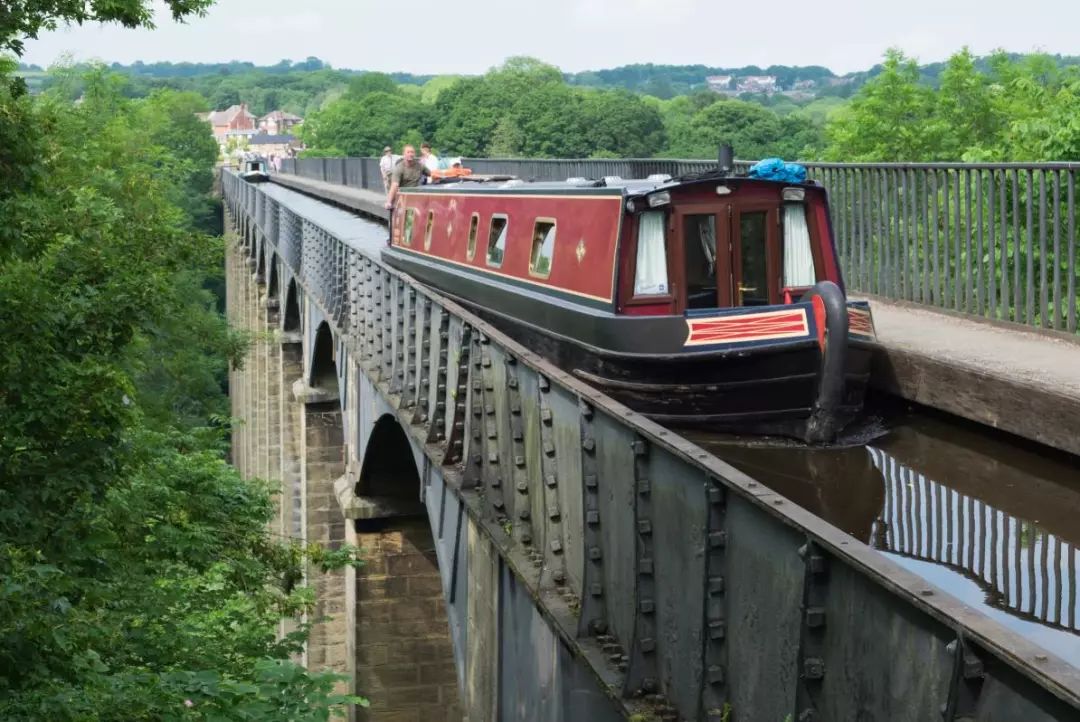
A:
[18,52,1080,111]
[564,63,843,98]
[15,58,433,85]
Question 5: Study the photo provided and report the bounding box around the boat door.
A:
[675,204,781,312]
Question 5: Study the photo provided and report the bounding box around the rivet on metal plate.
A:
[803,657,824,680]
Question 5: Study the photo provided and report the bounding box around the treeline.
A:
[300,57,823,160]
[565,62,840,98]
[299,50,1080,164]
[1,2,359,718]
[34,63,351,117]
[827,49,1080,161]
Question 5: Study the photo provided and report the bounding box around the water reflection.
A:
[688,411,1080,662]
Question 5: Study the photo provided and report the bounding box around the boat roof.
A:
[401,172,821,198]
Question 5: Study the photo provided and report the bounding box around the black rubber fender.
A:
[800,280,849,442]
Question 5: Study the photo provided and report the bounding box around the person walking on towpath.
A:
[379,146,395,193]
[384,144,430,210]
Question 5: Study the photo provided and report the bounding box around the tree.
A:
[1,0,213,55]
[488,116,524,157]
[666,98,816,160]
[581,89,666,157]
[431,77,502,156]
[303,91,434,156]
[210,83,242,109]
[419,75,463,104]
[346,71,398,99]
[824,49,938,161]
[0,57,361,721]
[931,48,998,159]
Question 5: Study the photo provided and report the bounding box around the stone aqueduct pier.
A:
[221,170,1080,722]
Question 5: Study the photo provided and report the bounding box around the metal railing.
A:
[277,157,1080,334]
[225,169,1080,720]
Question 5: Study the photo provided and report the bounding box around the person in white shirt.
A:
[420,142,440,176]
[379,146,395,193]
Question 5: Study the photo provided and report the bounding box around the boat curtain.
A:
[783,202,816,287]
[634,211,669,295]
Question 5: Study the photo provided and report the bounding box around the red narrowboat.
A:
[382,166,877,443]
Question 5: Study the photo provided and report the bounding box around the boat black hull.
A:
[464,303,873,441]
[382,248,874,442]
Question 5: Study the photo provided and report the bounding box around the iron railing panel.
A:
[223,169,1080,721]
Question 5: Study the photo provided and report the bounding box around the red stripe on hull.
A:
[847,308,875,337]
[685,309,810,346]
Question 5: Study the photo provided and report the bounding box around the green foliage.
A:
[1,0,213,55]
[346,72,399,99]
[665,97,822,159]
[825,49,938,161]
[302,90,435,156]
[0,55,361,719]
[582,89,666,158]
[565,62,838,95]
[304,56,820,160]
[420,75,465,104]
[825,47,1080,162]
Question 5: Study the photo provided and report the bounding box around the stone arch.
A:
[309,321,338,394]
[349,414,457,716]
[357,414,421,500]
[283,279,301,332]
[256,237,266,278]
[267,254,279,301]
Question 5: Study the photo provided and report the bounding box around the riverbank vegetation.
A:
[1,2,359,719]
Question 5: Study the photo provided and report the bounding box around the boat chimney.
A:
[718,144,735,175]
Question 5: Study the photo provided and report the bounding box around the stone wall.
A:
[225,214,463,721]
[354,520,463,722]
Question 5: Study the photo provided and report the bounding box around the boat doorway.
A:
[676,205,781,312]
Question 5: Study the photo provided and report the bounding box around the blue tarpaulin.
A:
[748,158,807,184]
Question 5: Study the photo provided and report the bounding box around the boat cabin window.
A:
[738,211,769,306]
[782,202,815,288]
[423,210,435,250]
[682,214,718,309]
[487,214,508,267]
[634,211,669,295]
[529,219,556,278]
[466,213,479,260]
[402,208,417,246]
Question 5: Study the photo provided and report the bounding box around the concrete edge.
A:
[270,173,390,222]
[870,343,1080,457]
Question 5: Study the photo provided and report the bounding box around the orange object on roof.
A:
[431,167,472,180]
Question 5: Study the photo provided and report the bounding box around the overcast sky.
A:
[19,0,1080,74]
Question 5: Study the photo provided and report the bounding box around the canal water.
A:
[685,399,1080,667]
